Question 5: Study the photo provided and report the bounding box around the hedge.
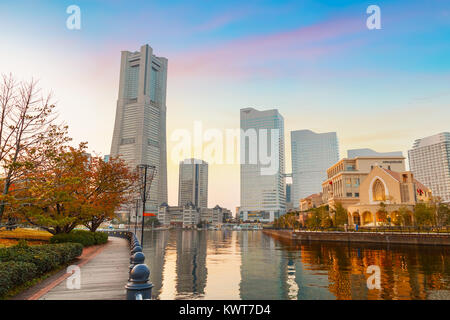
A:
[0,261,38,298]
[0,242,83,299]
[50,230,108,247]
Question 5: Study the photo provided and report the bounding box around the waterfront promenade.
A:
[14,236,130,300]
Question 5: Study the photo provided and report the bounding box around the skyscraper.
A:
[408,132,450,202]
[240,108,285,222]
[110,44,168,212]
[178,159,208,208]
[291,130,339,207]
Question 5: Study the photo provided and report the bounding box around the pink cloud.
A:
[169,16,366,78]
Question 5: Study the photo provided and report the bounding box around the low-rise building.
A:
[322,155,406,210]
[300,193,324,211]
[158,203,229,228]
[347,166,432,227]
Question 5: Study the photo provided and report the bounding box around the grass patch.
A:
[0,228,52,241]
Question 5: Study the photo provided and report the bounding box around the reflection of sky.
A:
[1,1,449,210]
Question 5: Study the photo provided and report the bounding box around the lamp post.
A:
[137,164,156,248]
[135,198,140,235]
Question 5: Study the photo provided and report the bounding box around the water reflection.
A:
[141,230,450,300]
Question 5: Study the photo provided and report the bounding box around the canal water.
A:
[140,230,450,300]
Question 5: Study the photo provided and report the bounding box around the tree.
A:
[15,144,89,234]
[333,202,348,227]
[306,208,322,229]
[414,203,435,226]
[436,203,450,227]
[80,156,137,232]
[12,142,136,234]
[395,206,411,226]
[0,75,69,222]
[376,202,388,226]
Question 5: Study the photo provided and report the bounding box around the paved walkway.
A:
[34,237,130,300]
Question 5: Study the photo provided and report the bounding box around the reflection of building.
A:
[178,159,208,208]
[291,130,339,208]
[240,108,286,222]
[300,193,324,211]
[322,155,406,210]
[175,231,207,297]
[239,231,285,299]
[143,230,169,298]
[408,132,450,202]
[110,44,168,212]
[347,166,432,226]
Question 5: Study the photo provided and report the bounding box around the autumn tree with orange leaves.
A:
[10,143,136,234]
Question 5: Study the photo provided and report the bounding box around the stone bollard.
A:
[125,264,153,300]
[131,245,142,254]
[129,252,146,279]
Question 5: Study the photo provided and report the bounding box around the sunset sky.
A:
[1,0,449,212]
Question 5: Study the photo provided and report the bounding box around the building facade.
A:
[408,132,450,202]
[178,159,208,208]
[110,44,168,213]
[348,148,403,158]
[347,166,432,227]
[291,130,339,209]
[322,155,406,210]
[158,203,229,228]
[240,108,286,222]
[299,193,324,212]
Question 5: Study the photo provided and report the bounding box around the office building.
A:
[110,44,168,212]
[178,159,208,208]
[240,108,286,222]
[408,132,450,202]
[291,130,339,208]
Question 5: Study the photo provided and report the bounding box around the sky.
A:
[0,0,449,213]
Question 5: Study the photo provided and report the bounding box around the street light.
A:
[137,164,156,248]
[135,198,140,235]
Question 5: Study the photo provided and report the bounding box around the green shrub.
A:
[0,242,82,299]
[0,261,38,298]
[50,230,108,247]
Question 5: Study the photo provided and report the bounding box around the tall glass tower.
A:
[408,132,450,203]
[291,130,339,208]
[110,44,168,212]
[240,108,285,222]
[178,159,208,208]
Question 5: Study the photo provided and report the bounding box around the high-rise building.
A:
[285,183,293,212]
[348,148,403,158]
[291,130,339,208]
[408,132,450,202]
[240,108,285,222]
[110,44,168,212]
[178,159,208,208]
